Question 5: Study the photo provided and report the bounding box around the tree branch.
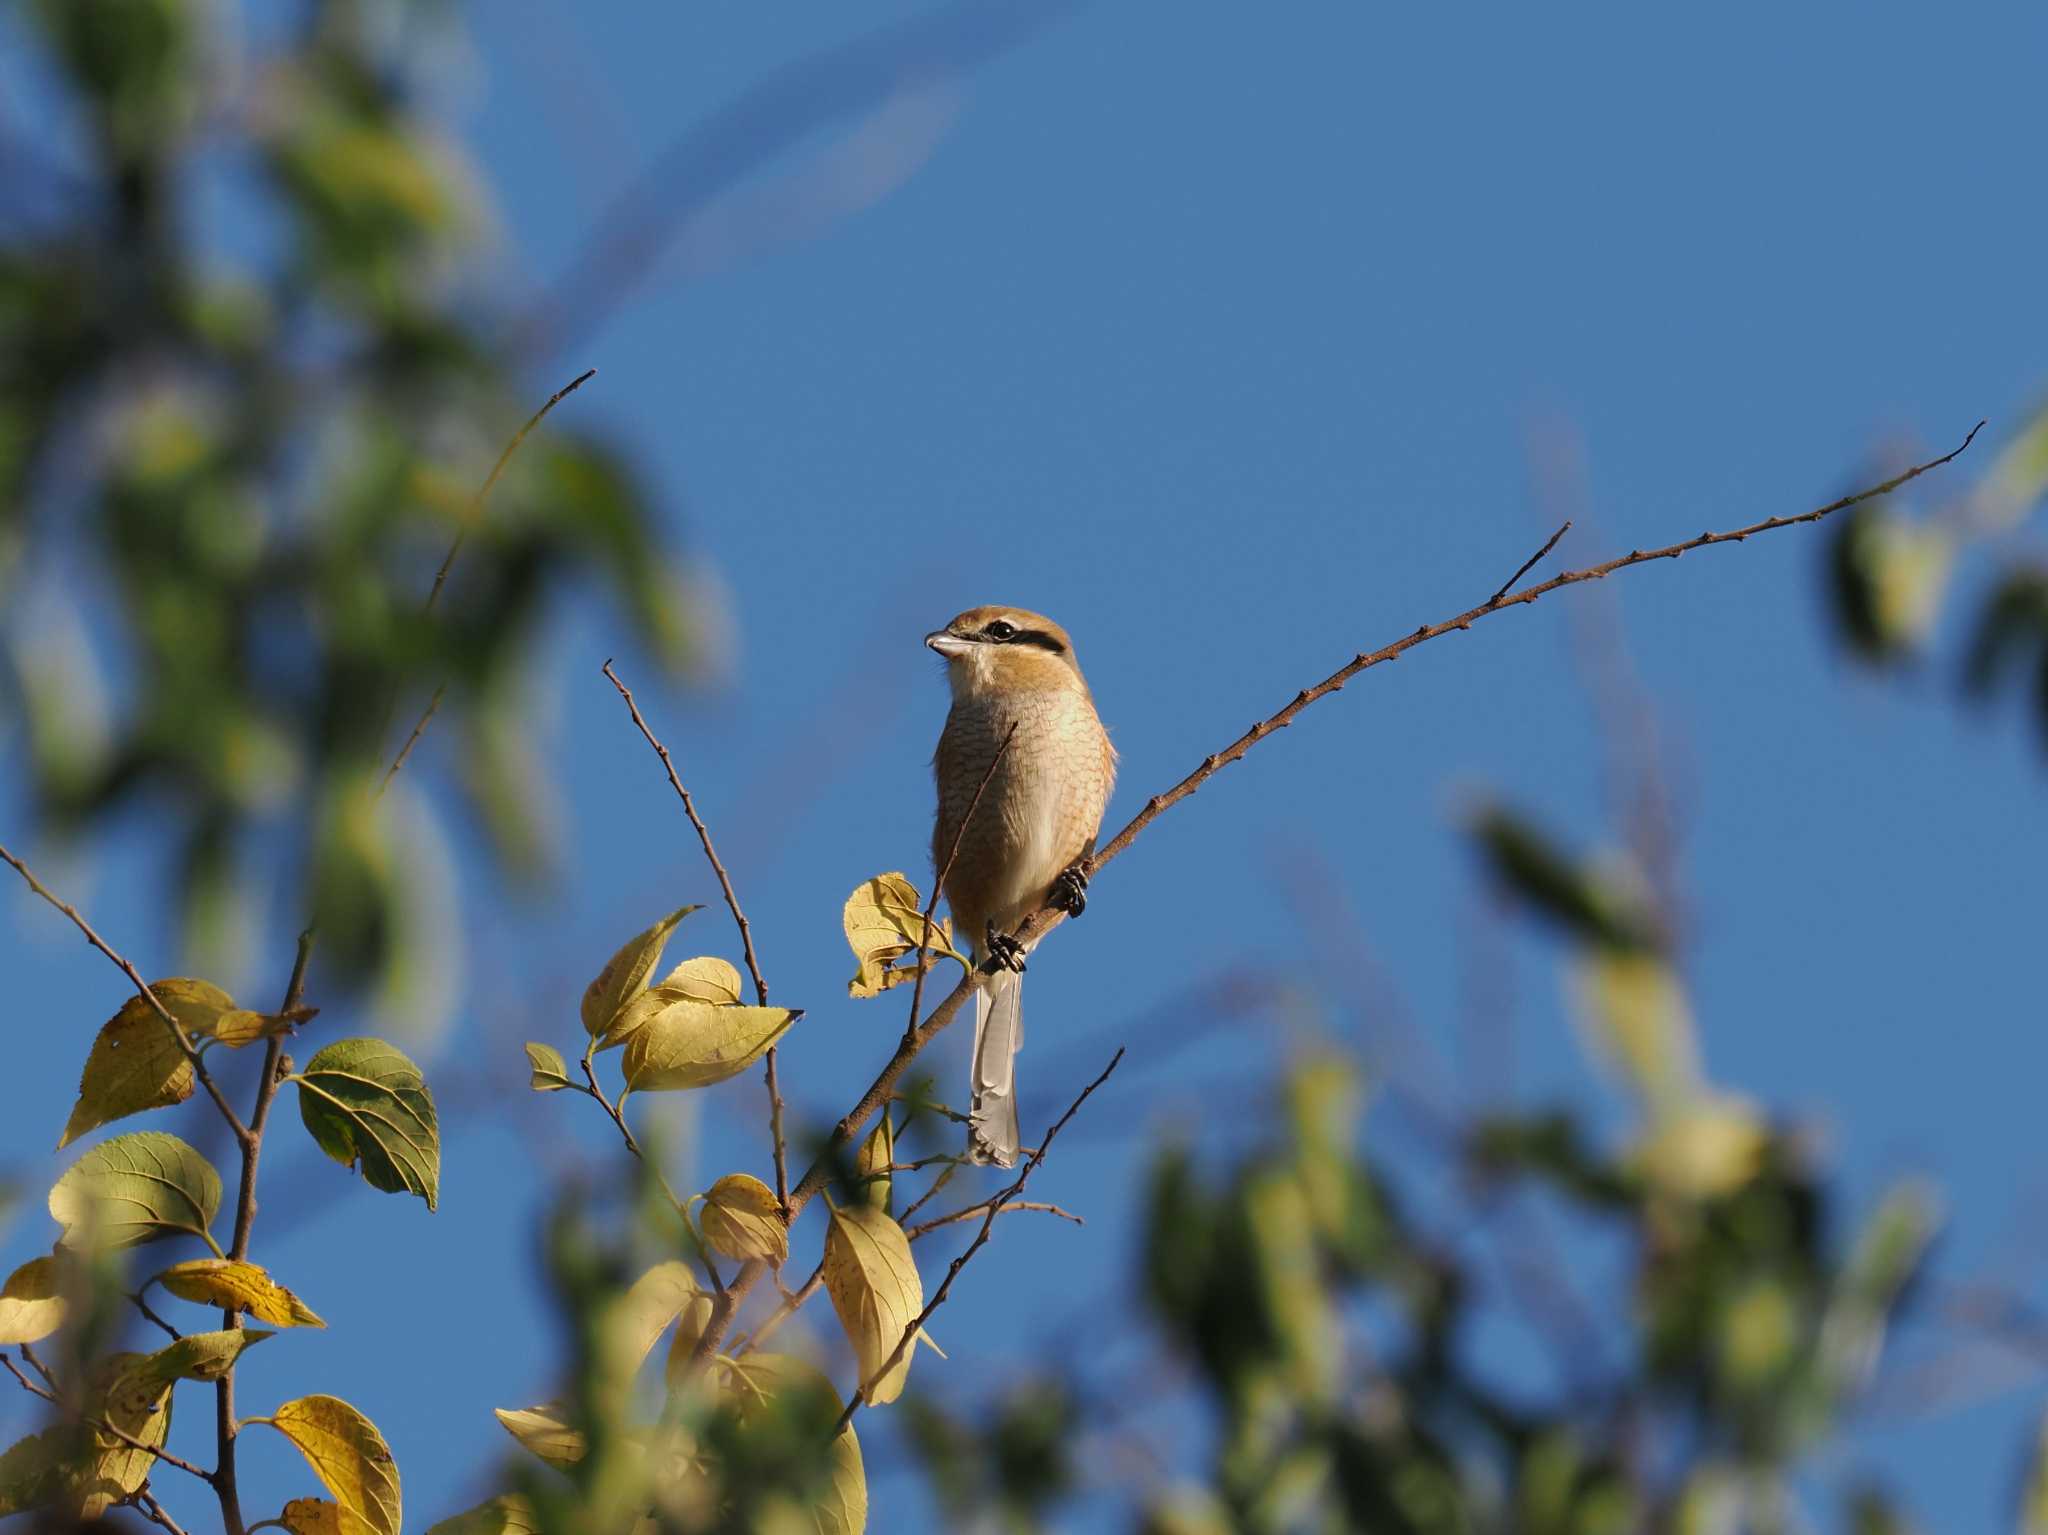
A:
[3,1353,217,1486]
[679,423,1984,1373]
[834,1048,1123,1433]
[0,842,250,1142]
[900,1198,1083,1242]
[602,659,789,1211]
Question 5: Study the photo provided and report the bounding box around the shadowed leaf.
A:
[582,906,702,1038]
[49,1131,222,1250]
[295,1038,440,1209]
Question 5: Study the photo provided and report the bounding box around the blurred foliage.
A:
[1826,403,2048,750]
[0,0,704,1008]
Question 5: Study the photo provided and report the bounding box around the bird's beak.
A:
[925,630,971,658]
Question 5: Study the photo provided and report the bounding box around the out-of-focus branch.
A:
[835,1049,1123,1433]
[602,659,788,1212]
[681,425,1984,1371]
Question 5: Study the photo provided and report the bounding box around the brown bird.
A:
[927,606,1116,1166]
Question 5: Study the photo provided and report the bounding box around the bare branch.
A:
[835,1047,1123,1433]
[133,1488,197,1535]
[0,841,250,1142]
[1489,520,1572,606]
[3,1352,218,1486]
[678,425,1984,1373]
[902,1199,1083,1242]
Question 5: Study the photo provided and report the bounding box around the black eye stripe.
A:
[1006,628,1067,653]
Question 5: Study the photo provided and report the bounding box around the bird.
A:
[927,605,1116,1167]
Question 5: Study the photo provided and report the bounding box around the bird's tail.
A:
[968,969,1023,1167]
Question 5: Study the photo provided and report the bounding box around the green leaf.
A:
[1962,569,2048,696]
[581,906,702,1038]
[0,1255,68,1345]
[843,873,956,998]
[0,1353,173,1520]
[155,1258,326,1327]
[259,1395,401,1535]
[423,1494,542,1535]
[700,1173,789,1266]
[856,1116,894,1214]
[143,1326,274,1383]
[718,1354,866,1535]
[295,1038,440,1209]
[49,1131,223,1250]
[621,1001,800,1093]
[1471,807,1662,952]
[59,978,237,1147]
[524,1041,574,1093]
[1828,500,1953,663]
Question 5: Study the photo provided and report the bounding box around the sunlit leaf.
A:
[0,1256,67,1344]
[213,1008,301,1049]
[494,1402,584,1470]
[1570,950,1701,1113]
[58,979,238,1146]
[144,1326,274,1383]
[1971,399,2048,533]
[156,1258,325,1327]
[1828,501,1953,663]
[621,1001,800,1092]
[823,1202,927,1407]
[280,1497,348,1534]
[49,1131,222,1250]
[524,1041,574,1093]
[581,906,702,1038]
[2022,1407,2048,1535]
[0,1354,175,1520]
[295,1038,440,1209]
[609,1261,701,1373]
[660,955,745,1004]
[260,1395,401,1535]
[700,1173,789,1266]
[843,873,956,999]
[857,1116,894,1214]
[1635,1095,1767,1201]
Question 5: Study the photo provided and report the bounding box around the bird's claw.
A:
[1049,863,1090,918]
[984,921,1027,974]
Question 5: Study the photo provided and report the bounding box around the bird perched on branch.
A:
[927,606,1115,1166]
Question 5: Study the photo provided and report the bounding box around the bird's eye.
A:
[986,621,1016,641]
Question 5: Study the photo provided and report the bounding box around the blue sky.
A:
[5,3,2047,1529]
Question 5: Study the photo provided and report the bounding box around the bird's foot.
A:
[983,920,1027,974]
[1049,862,1090,918]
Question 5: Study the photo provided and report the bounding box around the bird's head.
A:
[925,606,1088,701]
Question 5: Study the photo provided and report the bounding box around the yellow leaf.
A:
[856,1116,894,1214]
[621,1001,800,1092]
[700,1173,789,1266]
[609,1261,700,1373]
[143,1327,273,1384]
[822,1204,925,1406]
[659,955,745,1005]
[1636,1095,1767,1201]
[0,1256,67,1345]
[596,983,688,1052]
[0,1355,174,1521]
[581,907,702,1038]
[260,1395,401,1535]
[523,1042,574,1093]
[59,987,226,1147]
[494,1402,584,1470]
[1570,951,1700,1113]
[213,1008,298,1049]
[156,1258,325,1327]
[423,1493,542,1534]
[842,874,954,1000]
[281,1496,348,1534]
[662,1294,717,1389]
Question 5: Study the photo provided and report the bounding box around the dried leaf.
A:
[49,1131,222,1250]
[213,1008,300,1049]
[524,1042,574,1092]
[659,955,744,1004]
[823,1203,925,1406]
[280,1497,348,1534]
[621,1001,799,1092]
[260,1395,401,1535]
[0,1256,67,1345]
[295,1038,440,1209]
[700,1173,789,1266]
[155,1258,325,1327]
[494,1402,584,1470]
[842,873,954,999]
[582,906,702,1037]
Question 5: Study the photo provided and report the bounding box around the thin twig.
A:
[737,1260,826,1359]
[835,1047,1123,1433]
[897,1162,959,1226]
[0,842,250,1142]
[129,1291,183,1341]
[681,424,1985,1373]
[902,1199,1083,1241]
[18,1343,57,1392]
[133,1488,197,1535]
[1489,519,1572,606]
[602,659,788,1211]
[378,684,444,797]
[574,1045,722,1293]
